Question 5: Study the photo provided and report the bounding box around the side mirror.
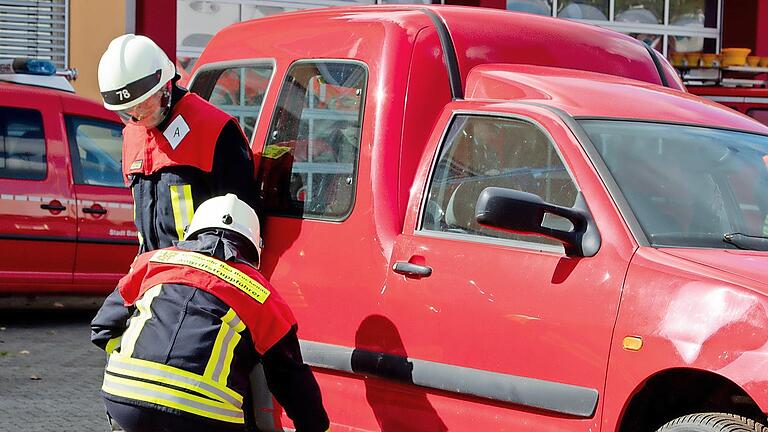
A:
[475,187,601,257]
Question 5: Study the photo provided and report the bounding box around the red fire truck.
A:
[0,59,136,295]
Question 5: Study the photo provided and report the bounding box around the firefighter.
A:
[96,33,257,253]
[91,194,330,432]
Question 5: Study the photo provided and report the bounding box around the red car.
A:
[187,6,768,432]
[0,64,136,295]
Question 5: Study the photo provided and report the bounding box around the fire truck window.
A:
[422,115,578,248]
[192,64,274,140]
[259,61,366,221]
[65,117,124,188]
[747,109,768,127]
[0,107,46,181]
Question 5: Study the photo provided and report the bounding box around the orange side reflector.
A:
[623,336,643,351]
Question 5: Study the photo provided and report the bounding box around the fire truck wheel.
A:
[656,413,768,432]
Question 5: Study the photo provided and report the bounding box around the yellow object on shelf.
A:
[747,56,761,67]
[701,53,719,67]
[670,52,685,67]
[720,48,751,67]
[760,57,768,68]
[685,52,701,67]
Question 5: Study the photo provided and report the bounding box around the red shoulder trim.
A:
[117,249,296,354]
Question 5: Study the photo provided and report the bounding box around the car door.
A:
[64,113,136,293]
[379,107,636,431]
[0,94,76,293]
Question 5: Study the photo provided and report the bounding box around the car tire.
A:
[657,413,768,432]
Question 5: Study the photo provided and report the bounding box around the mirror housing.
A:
[475,187,601,257]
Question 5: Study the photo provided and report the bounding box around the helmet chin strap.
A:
[140,82,173,129]
[156,83,173,125]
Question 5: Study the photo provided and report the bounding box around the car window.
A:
[66,117,124,188]
[747,109,768,127]
[191,64,274,140]
[0,107,46,180]
[582,120,768,248]
[421,115,578,247]
[258,61,366,220]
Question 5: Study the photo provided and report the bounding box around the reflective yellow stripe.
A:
[170,184,194,241]
[105,336,122,354]
[107,354,242,407]
[109,354,242,403]
[119,284,162,357]
[103,373,244,424]
[205,310,232,380]
[131,188,143,248]
[219,312,246,384]
[204,309,246,383]
[150,250,270,303]
[203,309,246,385]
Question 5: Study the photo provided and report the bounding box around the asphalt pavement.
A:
[0,306,109,432]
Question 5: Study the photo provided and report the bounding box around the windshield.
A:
[581,120,768,249]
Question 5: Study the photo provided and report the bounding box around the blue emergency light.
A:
[0,58,57,76]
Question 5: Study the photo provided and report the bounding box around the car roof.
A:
[195,5,676,91]
[465,64,768,134]
[0,79,72,98]
[0,80,121,122]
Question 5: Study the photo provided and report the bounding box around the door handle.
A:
[40,202,66,212]
[83,206,107,215]
[392,261,433,277]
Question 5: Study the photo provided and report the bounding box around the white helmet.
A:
[97,34,175,111]
[184,194,263,261]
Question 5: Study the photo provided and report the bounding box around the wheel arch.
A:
[617,367,767,432]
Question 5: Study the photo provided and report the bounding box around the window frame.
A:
[260,58,368,222]
[0,106,48,181]
[64,115,125,188]
[188,58,278,144]
[416,111,582,254]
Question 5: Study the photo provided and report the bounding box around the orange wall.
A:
[69,0,127,102]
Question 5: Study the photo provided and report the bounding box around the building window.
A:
[0,0,68,69]
[507,0,721,57]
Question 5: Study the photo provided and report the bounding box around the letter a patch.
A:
[163,115,190,150]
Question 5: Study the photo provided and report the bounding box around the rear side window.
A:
[258,61,366,220]
[747,109,768,127]
[421,115,578,248]
[0,107,46,180]
[191,63,274,140]
[66,117,124,188]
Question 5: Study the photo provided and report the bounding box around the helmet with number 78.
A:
[97,34,175,116]
[184,194,263,263]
